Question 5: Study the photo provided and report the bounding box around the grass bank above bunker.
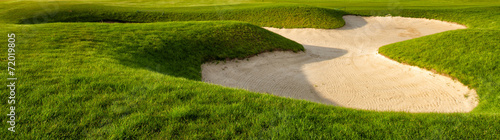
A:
[1,3,346,29]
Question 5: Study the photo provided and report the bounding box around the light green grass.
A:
[0,0,499,139]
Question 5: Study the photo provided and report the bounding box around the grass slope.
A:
[380,29,500,113]
[0,3,345,29]
[0,21,305,139]
[0,0,499,139]
[355,6,500,114]
[0,21,304,81]
[348,7,500,29]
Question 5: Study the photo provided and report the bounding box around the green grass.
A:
[0,21,306,139]
[347,7,500,29]
[379,29,500,113]
[8,0,500,8]
[0,0,499,139]
[0,3,346,29]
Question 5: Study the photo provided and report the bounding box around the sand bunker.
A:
[202,15,478,113]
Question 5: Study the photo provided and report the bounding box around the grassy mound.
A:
[379,29,500,113]
[1,22,499,139]
[0,21,305,139]
[0,3,346,29]
[0,0,499,139]
[1,21,303,80]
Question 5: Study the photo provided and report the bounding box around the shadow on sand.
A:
[202,44,348,106]
[337,15,368,30]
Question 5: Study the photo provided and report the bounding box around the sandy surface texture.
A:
[202,15,478,113]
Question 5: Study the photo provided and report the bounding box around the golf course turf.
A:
[0,0,499,139]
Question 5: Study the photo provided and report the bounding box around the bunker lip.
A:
[202,15,477,113]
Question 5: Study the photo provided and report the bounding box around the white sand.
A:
[202,15,478,113]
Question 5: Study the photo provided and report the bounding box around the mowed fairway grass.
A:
[0,0,499,139]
